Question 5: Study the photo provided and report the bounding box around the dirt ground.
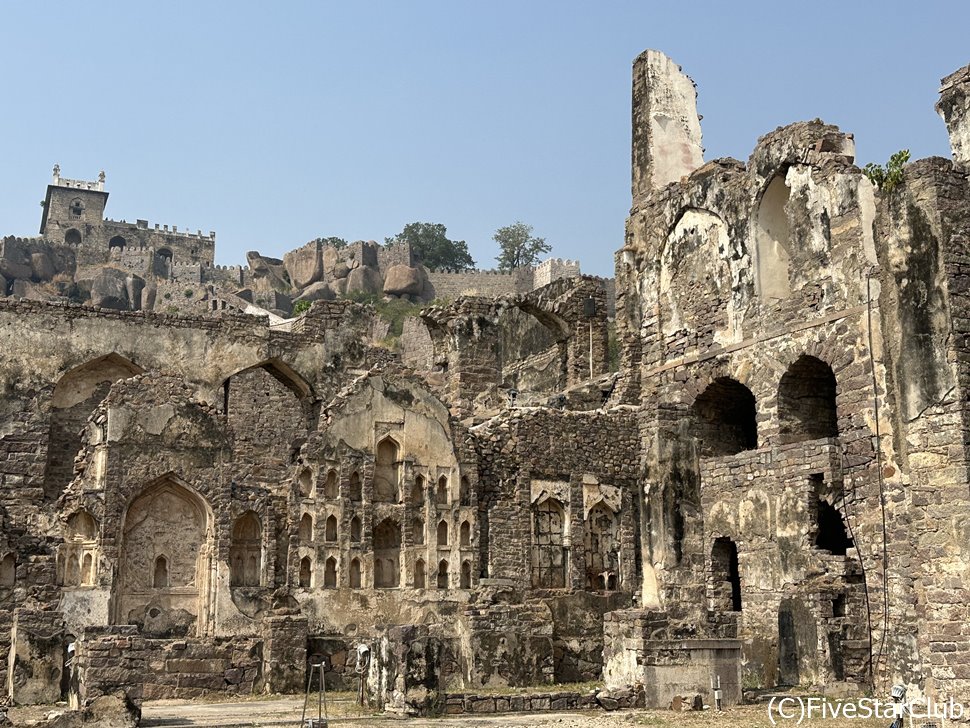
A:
[8,695,892,727]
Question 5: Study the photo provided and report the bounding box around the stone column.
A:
[261,614,307,693]
[631,50,704,202]
[937,63,970,166]
[6,609,66,704]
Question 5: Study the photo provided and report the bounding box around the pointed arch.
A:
[323,469,338,499]
[436,520,448,547]
[230,511,262,587]
[116,474,214,636]
[299,556,312,588]
[414,558,426,589]
[45,353,144,500]
[754,172,793,301]
[436,476,449,505]
[324,557,337,588]
[436,559,449,589]
[325,514,338,542]
[298,513,313,543]
[349,472,362,502]
[350,515,361,543]
[460,560,472,589]
[374,436,401,503]
[460,520,471,547]
[411,475,425,503]
[349,558,362,588]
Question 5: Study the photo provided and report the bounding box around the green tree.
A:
[493,221,551,271]
[385,222,475,271]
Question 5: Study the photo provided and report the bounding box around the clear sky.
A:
[1,1,967,277]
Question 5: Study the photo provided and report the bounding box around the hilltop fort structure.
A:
[0,49,969,720]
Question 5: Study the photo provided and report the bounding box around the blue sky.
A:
[1,2,967,277]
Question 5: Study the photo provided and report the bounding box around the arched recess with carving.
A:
[44,354,144,501]
[59,510,100,587]
[115,475,214,637]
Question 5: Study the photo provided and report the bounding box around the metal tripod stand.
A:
[300,655,329,728]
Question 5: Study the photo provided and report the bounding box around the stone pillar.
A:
[375,625,441,716]
[7,609,66,704]
[937,63,970,166]
[261,615,307,693]
[631,50,704,201]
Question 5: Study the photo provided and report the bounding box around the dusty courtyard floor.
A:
[8,693,890,727]
[129,694,888,728]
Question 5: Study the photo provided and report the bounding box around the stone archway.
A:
[115,476,214,637]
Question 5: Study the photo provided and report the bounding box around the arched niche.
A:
[324,557,337,588]
[116,477,214,636]
[778,355,838,443]
[45,354,144,500]
[710,536,742,612]
[373,437,401,503]
[755,173,793,301]
[298,513,313,544]
[532,498,567,589]
[659,208,733,341]
[60,510,100,587]
[374,519,401,589]
[690,377,758,457]
[585,502,619,591]
[414,559,426,589]
[230,511,262,587]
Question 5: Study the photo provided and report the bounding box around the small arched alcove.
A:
[230,511,262,587]
[710,536,742,612]
[436,476,449,505]
[298,513,313,544]
[690,377,758,457]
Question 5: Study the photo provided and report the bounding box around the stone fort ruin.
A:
[1,49,970,718]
